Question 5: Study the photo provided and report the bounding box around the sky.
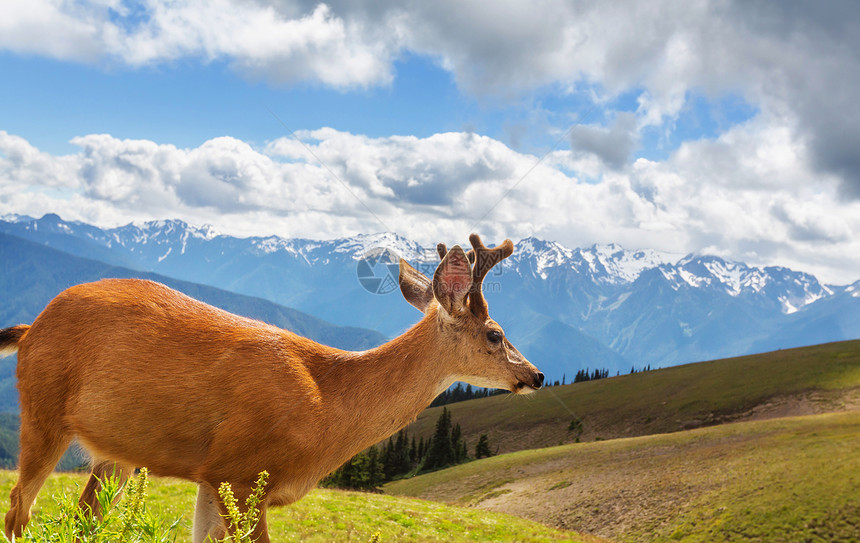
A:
[1,1,859,284]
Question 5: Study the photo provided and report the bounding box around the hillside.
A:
[386,411,860,542]
[0,470,597,543]
[400,340,860,455]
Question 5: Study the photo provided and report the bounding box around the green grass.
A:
[0,471,589,542]
[404,340,860,454]
[386,411,860,542]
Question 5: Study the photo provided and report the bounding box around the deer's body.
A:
[1,236,542,542]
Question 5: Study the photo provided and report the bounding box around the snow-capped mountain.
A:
[1,214,857,380]
[511,237,680,284]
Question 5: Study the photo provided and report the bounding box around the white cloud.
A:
[0,1,396,88]
[1,127,859,284]
[569,112,639,171]
[0,131,81,190]
[3,0,859,197]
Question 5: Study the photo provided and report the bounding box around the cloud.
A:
[3,1,860,198]
[569,113,639,170]
[0,1,396,88]
[0,131,81,190]
[2,128,859,284]
[266,130,522,207]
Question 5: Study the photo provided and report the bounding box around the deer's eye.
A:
[487,330,503,344]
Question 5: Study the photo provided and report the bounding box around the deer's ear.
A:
[433,245,472,316]
[399,259,433,313]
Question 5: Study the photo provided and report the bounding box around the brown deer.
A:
[0,234,542,542]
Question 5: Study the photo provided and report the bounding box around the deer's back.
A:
[15,278,324,481]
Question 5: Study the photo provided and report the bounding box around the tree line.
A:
[322,407,493,491]
[430,365,657,408]
[428,382,508,407]
[430,371,605,404]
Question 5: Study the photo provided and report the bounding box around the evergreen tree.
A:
[475,434,492,459]
[409,436,418,466]
[418,436,426,460]
[451,423,463,462]
[424,407,455,470]
[395,429,410,475]
[383,436,398,480]
[366,445,385,488]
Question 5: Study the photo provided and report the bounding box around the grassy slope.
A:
[404,340,860,454]
[386,411,860,542]
[0,471,595,543]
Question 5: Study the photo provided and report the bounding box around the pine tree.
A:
[366,445,385,489]
[424,407,455,470]
[409,436,418,466]
[394,429,408,475]
[475,434,492,459]
[451,423,463,462]
[383,436,397,480]
[418,436,426,460]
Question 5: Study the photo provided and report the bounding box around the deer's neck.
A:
[314,308,453,455]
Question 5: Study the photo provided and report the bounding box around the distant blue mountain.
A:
[2,214,857,380]
[0,231,387,413]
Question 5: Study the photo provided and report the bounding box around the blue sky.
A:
[1,53,472,153]
[1,1,859,283]
[0,51,757,160]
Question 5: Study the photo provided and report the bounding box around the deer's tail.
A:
[0,325,30,358]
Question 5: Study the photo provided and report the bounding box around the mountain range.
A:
[1,213,858,382]
[0,230,386,412]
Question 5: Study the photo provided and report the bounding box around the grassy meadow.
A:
[0,470,591,543]
[0,341,857,542]
[404,340,860,454]
[386,411,860,542]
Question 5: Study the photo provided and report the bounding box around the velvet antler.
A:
[466,233,514,318]
[436,243,448,261]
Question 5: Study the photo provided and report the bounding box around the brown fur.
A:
[1,237,542,542]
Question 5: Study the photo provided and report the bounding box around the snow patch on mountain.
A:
[123,219,220,244]
[328,232,425,261]
[515,237,575,279]
[254,236,301,256]
[586,243,680,284]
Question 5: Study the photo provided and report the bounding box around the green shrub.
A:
[217,471,269,543]
[4,468,179,543]
[4,469,274,543]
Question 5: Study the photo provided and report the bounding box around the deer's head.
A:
[399,234,544,394]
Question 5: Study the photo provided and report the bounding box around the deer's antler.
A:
[466,233,513,319]
[436,243,448,261]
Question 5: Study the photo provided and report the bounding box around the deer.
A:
[0,234,543,542]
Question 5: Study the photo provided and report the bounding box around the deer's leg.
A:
[193,483,227,543]
[78,460,135,520]
[250,505,269,543]
[5,421,72,539]
[231,488,269,543]
[194,482,270,543]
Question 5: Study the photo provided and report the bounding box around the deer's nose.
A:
[535,372,545,388]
